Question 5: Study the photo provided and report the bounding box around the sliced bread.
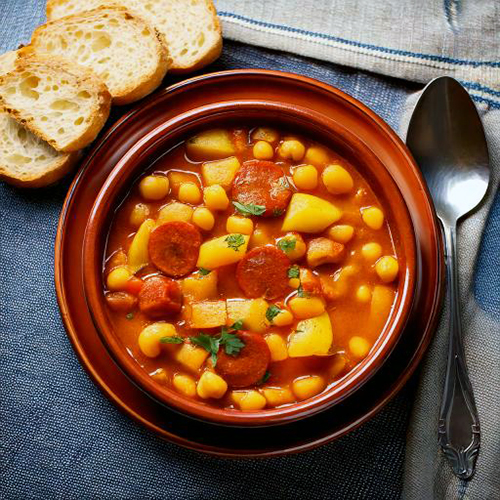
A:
[0,50,78,187]
[0,54,111,152]
[31,6,170,105]
[0,111,78,187]
[45,0,222,73]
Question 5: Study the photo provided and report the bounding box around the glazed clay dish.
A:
[83,100,416,426]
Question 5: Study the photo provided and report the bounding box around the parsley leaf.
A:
[272,208,284,217]
[257,370,271,385]
[160,336,184,344]
[190,334,220,367]
[230,319,244,331]
[198,268,211,276]
[277,238,296,253]
[288,265,300,279]
[225,233,245,251]
[266,305,282,323]
[232,201,266,217]
[297,284,309,298]
[220,332,245,356]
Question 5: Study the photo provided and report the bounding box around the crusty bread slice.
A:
[0,50,79,187]
[0,54,111,152]
[31,6,170,105]
[46,0,222,73]
[0,111,79,187]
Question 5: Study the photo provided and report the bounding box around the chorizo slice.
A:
[236,245,290,299]
[148,221,201,277]
[216,331,270,388]
[232,160,292,217]
[138,275,182,319]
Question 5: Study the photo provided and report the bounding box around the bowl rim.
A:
[82,98,416,426]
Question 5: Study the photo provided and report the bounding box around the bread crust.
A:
[32,5,170,105]
[0,54,111,152]
[0,150,79,188]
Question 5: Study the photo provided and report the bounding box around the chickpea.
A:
[107,266,131,291]
[196,371,228,399]
[288,277,300,289]
[253,140,274,160]
[203,184,229,210]
[279,139,305,161]
[263,387,295,406]
[322,164,354,194]
[349,336,371,359]
[226,215,254,235]
[232,390,267,411]
[375,256,399,283]
[327,224,354,244]
[139,175,169,201]
[192,207,215,231]
[304,146,329,166]
[289,296,325,319]
[178,182,202,204]
[292,375,326,400]
[265,333,289,361]
[272,309,294,327]
[330,353,347,378]
[277,232,306,261]
[250,226,272,247]
[173,373,197,397]
[129,203,150,228]
[138,322,177,358]
[293,165,318,190]
[356,285,372,303]
[361,206,384,230]
[361,242,382,263]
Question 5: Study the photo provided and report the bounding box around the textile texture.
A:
[1,1,499,500]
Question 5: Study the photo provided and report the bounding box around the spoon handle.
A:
[438,223,480,480]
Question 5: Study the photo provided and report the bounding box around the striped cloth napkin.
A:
[214,1,500,498]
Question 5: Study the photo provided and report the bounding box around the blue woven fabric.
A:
[1,2,498,499]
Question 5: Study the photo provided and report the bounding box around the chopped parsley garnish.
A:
[257,370,271,385]
[297,284,309,298]
[159,336,184,344]
[198,267,211,276]
[185,322,246,367]
[277,238,296,253]
[273,208,284,217]
[288,265,300,279]
[232,201,266,217]
[125,312,134,320]
[225,233,246,251]
[265,305,282,323]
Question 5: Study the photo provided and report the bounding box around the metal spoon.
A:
[406,77,490,480]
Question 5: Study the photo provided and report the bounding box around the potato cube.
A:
[288,312,333,357]
[175,343,209,372]
[282,193,342,233]
[157,202,193,224]
[196,234,250,269]
[202,157,241,189]
[251,127,280,143]
[127,219,155,273]
[227,298,269,333]
[306,238,345,268]
[289,296,326,319]
[187,301,227,328]
[186,129,236,161]
[182,270,218,302]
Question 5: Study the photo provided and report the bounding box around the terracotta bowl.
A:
[83,98,416,427]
